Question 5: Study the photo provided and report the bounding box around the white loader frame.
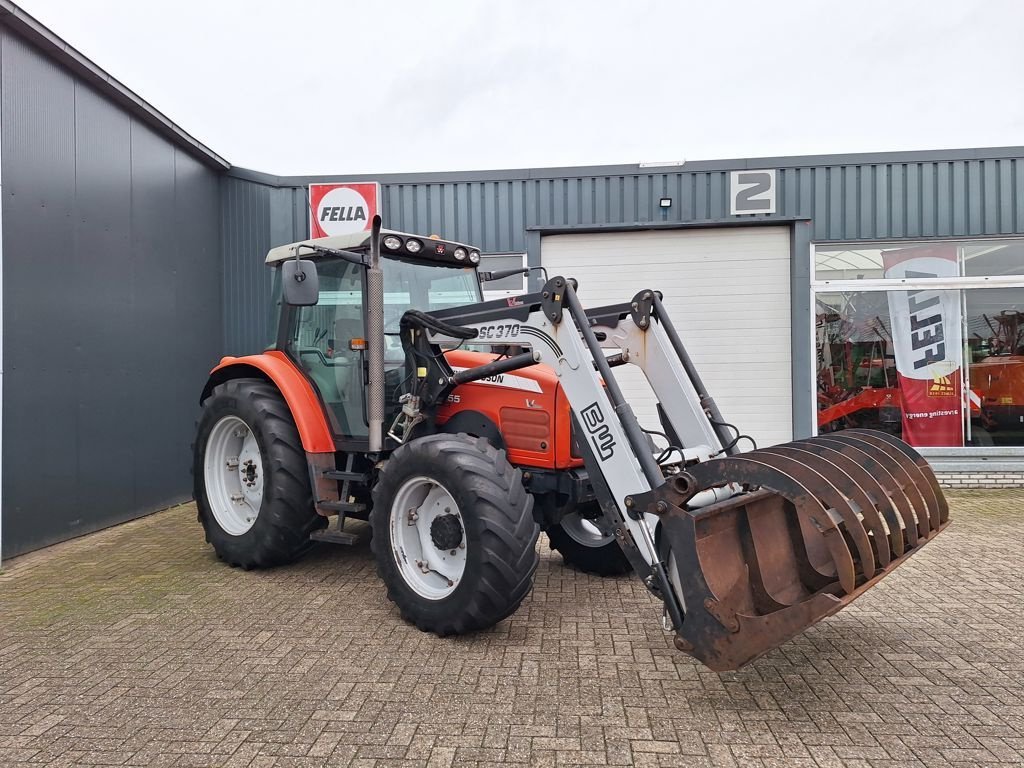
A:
[408,277,742,630]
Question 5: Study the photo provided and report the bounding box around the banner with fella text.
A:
[883,246,963,447]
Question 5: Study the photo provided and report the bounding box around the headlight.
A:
[453,247,467,261]
[383,235,402,250]
[405,238,422,254]
[469,250,481,264]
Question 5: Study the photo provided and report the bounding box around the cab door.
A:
[286,258,368,440]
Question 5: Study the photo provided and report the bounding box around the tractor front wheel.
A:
[547,502,633,576]
[370,433,540,635]
[194,378,325,569]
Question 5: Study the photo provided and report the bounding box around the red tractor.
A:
[195,218,949,671]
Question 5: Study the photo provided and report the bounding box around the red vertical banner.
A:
[883,246,963,447]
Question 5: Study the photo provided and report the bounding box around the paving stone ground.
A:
[1,490,1022,767]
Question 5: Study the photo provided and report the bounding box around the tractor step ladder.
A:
[317,500,367,514]
[310,523,362,546]
[322,469,369,483]
[311,455,367,546]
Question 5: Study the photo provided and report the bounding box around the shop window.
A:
[815,286,1024,447]
[813,237,1024,449]
[966,289,1024,443]
[815,239,1024,282]
[962,241,1024,278]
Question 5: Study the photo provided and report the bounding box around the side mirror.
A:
[282,259,319,306]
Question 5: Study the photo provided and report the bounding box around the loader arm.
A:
[398,277,950,670]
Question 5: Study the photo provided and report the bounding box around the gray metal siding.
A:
[222,176,272,356]
[226,159,1024,248]
[221,153,1024,355]
[1,29,222,558]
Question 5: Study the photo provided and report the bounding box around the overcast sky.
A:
[18,0,1024,175]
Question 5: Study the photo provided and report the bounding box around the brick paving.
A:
[1,490,1022,767]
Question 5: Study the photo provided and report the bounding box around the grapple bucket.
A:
[656,429,950,671]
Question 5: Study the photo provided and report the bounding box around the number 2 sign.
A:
[730,169,776,215]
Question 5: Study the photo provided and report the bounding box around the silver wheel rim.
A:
[204,415,264,536]
[390,476,467,600]
[560,511,615,548]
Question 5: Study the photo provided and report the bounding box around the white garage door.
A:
[542,227,793,448]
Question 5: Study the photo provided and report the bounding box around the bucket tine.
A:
[829,433,932,541]
[845,429,948,527]
[741,450,877,579]
[810,436,917,550]
[812,434,922,548]
[686,456,858,594]
[761,444,892,569]
[788,439,903,562]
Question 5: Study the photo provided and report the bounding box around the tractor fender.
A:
[437,409,506,450]
[200,351,335,453]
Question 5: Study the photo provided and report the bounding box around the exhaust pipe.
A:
[366,215,385,453]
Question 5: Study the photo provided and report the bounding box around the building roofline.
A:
[0,0,229,171]
[229,144,1024,188]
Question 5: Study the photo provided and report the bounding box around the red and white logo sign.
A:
[309,183,380,238]
[883,245,963,447]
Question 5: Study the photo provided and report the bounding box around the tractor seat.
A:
[333,308,364,353]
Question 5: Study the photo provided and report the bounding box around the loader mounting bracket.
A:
[540,277,568,324]
[625,472,700,519]
[629,289,658,330]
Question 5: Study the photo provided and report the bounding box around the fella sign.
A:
[883,245,963,447]
[309,183,380,238]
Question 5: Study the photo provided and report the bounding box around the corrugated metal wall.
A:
[1,29,222,557]
[222,152,1024,354]
[221,180,307,354]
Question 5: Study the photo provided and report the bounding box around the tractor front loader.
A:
[195,217,949,671]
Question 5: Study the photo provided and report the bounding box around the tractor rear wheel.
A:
[370,433,539,635]
[194,378,325,569]
[547,502,632,576]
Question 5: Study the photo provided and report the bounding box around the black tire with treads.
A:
[194,378,325,569]
[370,433,539,635]
[547,501,633,577]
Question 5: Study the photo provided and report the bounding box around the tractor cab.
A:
[264,230,485,446]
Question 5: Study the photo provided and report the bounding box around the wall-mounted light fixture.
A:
[659,197,672,208]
